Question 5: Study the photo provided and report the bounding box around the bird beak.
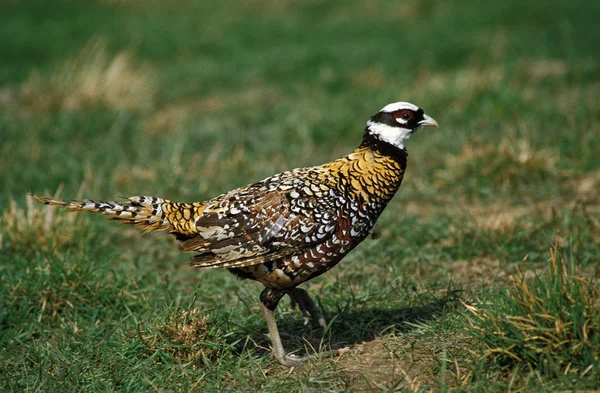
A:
[418,114,439,128]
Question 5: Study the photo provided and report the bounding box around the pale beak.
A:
[418,114,439,128]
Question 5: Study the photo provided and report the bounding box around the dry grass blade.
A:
[437,137,560,194]
[464,236,600,383]
[140,308,223,369]
[20,38,155,112]
[0,187,85,253]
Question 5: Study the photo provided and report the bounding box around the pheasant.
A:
[34,101,438,366]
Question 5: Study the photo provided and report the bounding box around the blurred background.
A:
[1,0,599,391]
[2,0,599,202]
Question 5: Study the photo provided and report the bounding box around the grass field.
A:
[1,0,599,391]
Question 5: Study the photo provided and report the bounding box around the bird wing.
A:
[183,173,340,269]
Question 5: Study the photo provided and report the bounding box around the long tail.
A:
[32,194,201,235]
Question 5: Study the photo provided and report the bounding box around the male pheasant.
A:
[34,101,438,366]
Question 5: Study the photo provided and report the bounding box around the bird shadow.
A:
[229,290,463,360]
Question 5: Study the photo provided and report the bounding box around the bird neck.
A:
[359,129,409,164]
[330,140,407,205]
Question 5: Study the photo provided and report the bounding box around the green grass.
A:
[463,240,600,390]
[1,0,599,391]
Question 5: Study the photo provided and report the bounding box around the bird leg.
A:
[288,287,327,328]
[260,288,310,366]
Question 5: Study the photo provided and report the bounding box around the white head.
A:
[365,101,438,150]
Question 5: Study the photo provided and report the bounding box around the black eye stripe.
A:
[368,107,424,130]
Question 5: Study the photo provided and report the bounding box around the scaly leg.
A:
[260,288,310,366]
[288,287,327,328]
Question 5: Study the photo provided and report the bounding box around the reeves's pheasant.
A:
[34,101,438,366]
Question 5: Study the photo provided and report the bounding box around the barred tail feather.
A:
[32,194,171,232]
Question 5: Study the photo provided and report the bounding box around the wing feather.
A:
[185,178,340,269]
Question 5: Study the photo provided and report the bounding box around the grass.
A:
[462,239,600,390]
[20,38,156,112]
[1,0,599,391]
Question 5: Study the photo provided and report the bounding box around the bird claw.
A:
[281,353,310,366]
[317,317,327,329]
[289,287,327,329]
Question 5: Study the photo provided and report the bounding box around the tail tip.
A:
[31,194,51,205]
[30,193,66,206]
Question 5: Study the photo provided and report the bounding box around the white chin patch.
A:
[366,121,412,150]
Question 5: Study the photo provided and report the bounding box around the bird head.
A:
[365,102,438,150]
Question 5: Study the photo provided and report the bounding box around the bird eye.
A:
[393,110,413,122]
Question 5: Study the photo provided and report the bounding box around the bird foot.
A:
[317,317,327,329]
[300,315,326,328]
[261,301,315,367]
[261,289,328,367]
[276,353,311,367]
[289,287,327,329]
